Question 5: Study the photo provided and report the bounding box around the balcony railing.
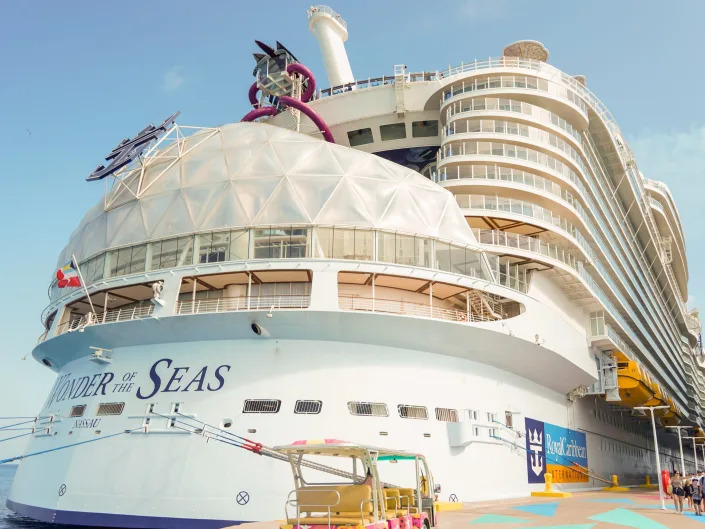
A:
[55,305,155,337]
[338,295,500,323]
[175,295,311,315]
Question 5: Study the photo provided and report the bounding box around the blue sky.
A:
[0,0,704,459]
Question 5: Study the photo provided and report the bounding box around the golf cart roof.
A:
[274,439,422,460]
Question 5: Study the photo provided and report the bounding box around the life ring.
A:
[456,311,468,322]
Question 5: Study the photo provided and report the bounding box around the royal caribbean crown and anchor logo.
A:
[525,417,588,484]
[525,417,546,483]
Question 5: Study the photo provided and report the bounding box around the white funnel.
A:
[307,5,354,87]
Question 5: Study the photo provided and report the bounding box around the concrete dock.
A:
[234,488,705,529]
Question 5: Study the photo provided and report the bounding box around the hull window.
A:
[398,405,429,420]
[348,401,388,417]
[243,399,281,414]
[294,400,322,414]
[69,405,86,418]
[435,408,459,422]
[96,402,125,416]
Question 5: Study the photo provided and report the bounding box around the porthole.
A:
[221,418,233,428]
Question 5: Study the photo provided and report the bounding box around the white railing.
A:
[175,295,311,315]
[55,304,155,336]
[338,295,501,323]
[307,5,347,30]
[472,229,580,270]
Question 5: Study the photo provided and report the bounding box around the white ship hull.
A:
[7,310,687,527]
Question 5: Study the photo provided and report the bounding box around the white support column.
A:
[636,405,670,510]
[667,426,688,476]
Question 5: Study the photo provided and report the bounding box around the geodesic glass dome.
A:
[58,122,478,266]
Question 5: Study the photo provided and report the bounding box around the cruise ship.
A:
[7,5,704,528]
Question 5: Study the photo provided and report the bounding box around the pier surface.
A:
[233,488,705,529]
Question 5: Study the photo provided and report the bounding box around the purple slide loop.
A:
[279,96,334,143]
[286,63,316,103]
[240,106,278,122]
[248,82,260,107]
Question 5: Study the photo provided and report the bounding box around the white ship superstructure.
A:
[7,6,704,528]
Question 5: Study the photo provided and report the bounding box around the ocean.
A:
[0,465,76,529]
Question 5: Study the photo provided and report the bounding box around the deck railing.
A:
[175,295,311,315]
[338,295,499,323]
[55,304,155,336]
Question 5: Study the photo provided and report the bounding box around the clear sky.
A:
[1,0,704,459]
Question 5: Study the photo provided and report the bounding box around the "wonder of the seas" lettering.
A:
[44,358,232,407]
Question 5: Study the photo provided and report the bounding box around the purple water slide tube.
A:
[279,96,335,143]
[285,63,316,103]
[248,82,260,107]
[240,106,278,122]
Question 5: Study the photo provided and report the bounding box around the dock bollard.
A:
[531,472,572,498]
[639,474,658,489]
[602,474,629,492]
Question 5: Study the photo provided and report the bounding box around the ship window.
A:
[380,123,406,141]
[97,402,125,416]
[435,408,459,422]
[348,401,388,417]
[70,405,86,418]
[243,399,281,413]
[347,128,373,146]
[294,400,322,414]
[253,228,310,259]
[199,231,230,263]
[412,120,438,138]
[398,405,428,420]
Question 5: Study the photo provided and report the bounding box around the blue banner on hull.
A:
[525,417,588,483]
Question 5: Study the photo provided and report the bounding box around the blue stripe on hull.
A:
[6,499,248,529]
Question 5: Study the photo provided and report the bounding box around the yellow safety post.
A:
[602,474,629,492]
[639,475,658,489]
[434,501,464,512]
[531,472,572,498]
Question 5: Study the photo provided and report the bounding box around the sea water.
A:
[0,465,76,528]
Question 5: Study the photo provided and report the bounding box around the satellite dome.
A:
[58,122,477,266]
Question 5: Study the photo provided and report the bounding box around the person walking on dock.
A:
[692,478,702,516]
[672,471,685,514]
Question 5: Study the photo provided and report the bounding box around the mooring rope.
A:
[491,433,612,484]
[160,412,401,487]
[0,427,143,465]
[0,432,34,444]
[0,419,42,431]
[0,417,47,420]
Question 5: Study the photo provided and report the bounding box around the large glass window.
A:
[411,120,438,138]
[332,228,355,260]
[229,230,249,260]
[396,234,415,265]
[436,241,451,272]
[323,228,373,261]
[450,245,466,276]
[416,237,433,268]
[253,229,274,259]
[149,236,194,270]
[377,232,396,263]
[380,123,407,141]
[347,128,373,146]
[199,231,230,264]
[354,230,374,260]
